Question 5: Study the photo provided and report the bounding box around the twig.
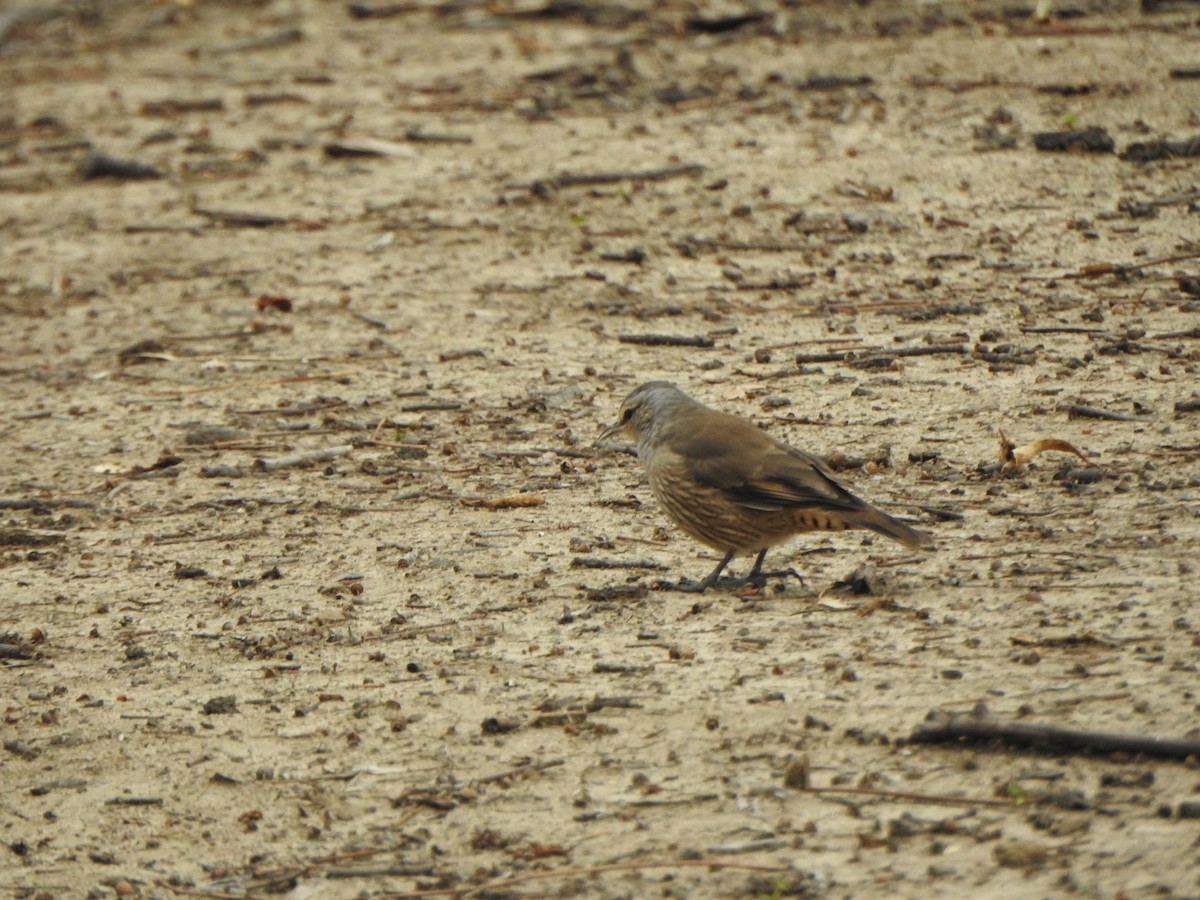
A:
[617,333,715,348]
[734,275,817,291]
[1065,404,1149,422]
[157,884,240,898]
[254,445,353,472]
[572,556,666,570]
[0,498,96,510]
[207,26,304,56]
[149,373,357,397]
[1019,325,1109,335]
[473,757,564,786]
[328,865,436,878]
[797,783,1010,808]
[910,710,1200,760]
[404,128,472,144]
[82,150,163,181]
[381,858,790,899]
[192,207,289,228]
[365,619,463,642]
[795,344,967,364]
[141,98,224,116]
[151,529,268,546]
[1156,327,1200,340]
[549,163,705,188]
[919,506,964,521]
[681,235,818,252]
[349,310,392,330]
[1059,250,1200,280]
[124,223,203,235]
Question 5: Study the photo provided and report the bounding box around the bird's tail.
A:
[852,505,931,549]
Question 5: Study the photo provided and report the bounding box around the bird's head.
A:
[597,381,692,453]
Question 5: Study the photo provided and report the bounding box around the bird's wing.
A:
[673,418,858,513]
[733,446,864,512]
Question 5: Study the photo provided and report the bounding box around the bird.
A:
[598,381,931,592]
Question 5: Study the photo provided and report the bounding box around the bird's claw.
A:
[749,567,805,588]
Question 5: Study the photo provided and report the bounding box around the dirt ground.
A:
[3,0,1200,897]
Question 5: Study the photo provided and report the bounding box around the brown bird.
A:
[599,381,931,592]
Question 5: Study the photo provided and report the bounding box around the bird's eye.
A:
[621,407,635,423]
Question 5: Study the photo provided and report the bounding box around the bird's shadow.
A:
[652,568,805,594]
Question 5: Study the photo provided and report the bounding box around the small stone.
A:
[202,696,238,715]
[783,754,810,790]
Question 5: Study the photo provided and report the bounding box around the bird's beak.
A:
[596,421,623,445]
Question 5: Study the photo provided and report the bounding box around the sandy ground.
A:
[3,0,1200,897]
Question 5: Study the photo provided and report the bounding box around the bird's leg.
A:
[746,548,769,581]
[746,548,804,589]
[659,549,736,593]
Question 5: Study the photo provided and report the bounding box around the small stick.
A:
[244,92,308,107]
[140,98,224,116]
[365,619,464,642]
[438,349,486,362]
[382,858,790,900]
[400,401,462,411]
[1019,325,1109,335]
[797,784,1011,808]
[192,207,289,228]
[150,373,356,397]
[208,26,304,56]
[254,445,352,472]
[618,333,715,348]
[552,163,705,188]
[910,710,1200,760]
[82,150,162,181]
[795,344,968,364]
[473,757,564,786]
[735,275,817,291]
[1060,250,1200,280]
[920,506,964,521]
[349,2,423,18]
[349,310,391,330]
[572,556,666,570]
[328,865,436,878]
[763,337,878,351]
[151,529,267,546]
[0,498,96,510]
[404,128,472,144]
[1065,404,1149,422]
[683,235,816,252]
[459,494,543,509]
[124,223,203,235]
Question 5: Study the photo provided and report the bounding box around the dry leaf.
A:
[999,428,1089,472]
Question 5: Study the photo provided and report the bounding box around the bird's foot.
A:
[748,567,805,589]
